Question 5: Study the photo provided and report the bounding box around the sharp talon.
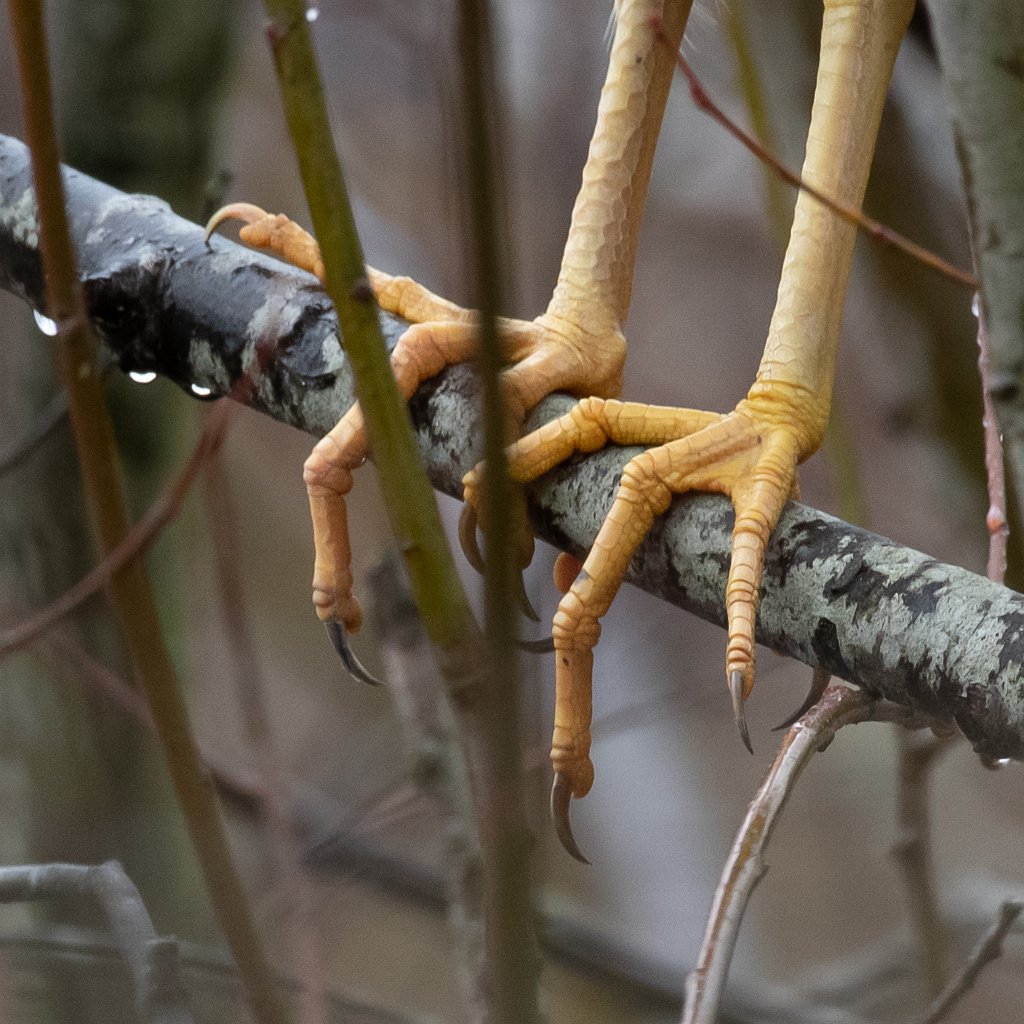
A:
[514,571,540,623]
[730,670,753,754]
[516,635,555,654]
[773,666,830,731]
[550,772,590,864]
[458,503,485,575]
[203,201,269,242]
[325,621,382,686]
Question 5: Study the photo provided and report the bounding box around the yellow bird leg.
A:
[464,0,915,856]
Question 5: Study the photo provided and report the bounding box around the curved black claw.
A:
[513,571,540,623]
[458,502,485,575]
[730,670,753,754]
[516,635,555,654]
[325,621,382,686]
[550,772,590,864]
[458,503,538,621]
[773,666,830,731]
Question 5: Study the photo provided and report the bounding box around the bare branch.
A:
[682,685,941,1024]
[2,133,1024,759]
[366,552,488,1020]
[908,900,1023,1024]
[0,861,192,1024]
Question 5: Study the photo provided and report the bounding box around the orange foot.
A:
[462,389,808,859]
[205,204,627,676]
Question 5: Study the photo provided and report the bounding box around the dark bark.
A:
[2,132,1023,761]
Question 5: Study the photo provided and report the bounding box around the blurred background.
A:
[1,1,1023,1021]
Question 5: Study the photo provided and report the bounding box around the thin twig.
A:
[908,900,1022,1024]
[7,5,287,1016]
[892,729,953,996]
[974,292,1009,584]
[0,403,231,658]
[203,448,328,1024]
[682,683,939,1024]
[456,0,540,1018]
[652,18,978,291]
[366,552,487,1019]
[0,861,192,1024]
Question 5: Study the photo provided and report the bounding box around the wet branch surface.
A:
[2,132,1024,761]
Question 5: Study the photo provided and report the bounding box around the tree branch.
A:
[0,861,192,1024]
[2,132,1023,760]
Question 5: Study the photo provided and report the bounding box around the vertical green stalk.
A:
[260,0,474,646]
[258,4,539,1020]
[8,3,287,1022]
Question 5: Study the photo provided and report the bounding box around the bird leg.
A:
[464,0,915,858]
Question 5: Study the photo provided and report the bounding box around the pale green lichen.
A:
[0,186,39,248]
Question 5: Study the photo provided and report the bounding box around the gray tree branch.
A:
[2,132,1023,760]
[0,861,191,1024]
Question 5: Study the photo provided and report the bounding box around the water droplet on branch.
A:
[33,310,58,336]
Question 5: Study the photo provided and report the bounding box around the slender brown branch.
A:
[652,18,978,290]
[365,553,487,1019]
[892,730,954,996]
[0,403,230,657]
[908,900,1022,1024]
[974,292,1009,583]
[682,683,939,1024]
[456,0,540,1019]
[204,450,328,1024]
[7,5,287,1020]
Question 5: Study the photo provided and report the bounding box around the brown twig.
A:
[203,448,328,1024]
[974,293,1009,584]
[907,900,1022,1024]
[455,0,541,1018]
[682,683,939,1024]
[366,552,487,1019]
[892,729,954,996]
[7,4,287,1019]
[0,403,231,658]
[652,18,978,291]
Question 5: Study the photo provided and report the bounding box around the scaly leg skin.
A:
[205,3,692,695]
[465,0,916,859]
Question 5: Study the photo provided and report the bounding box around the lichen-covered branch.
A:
[2,132,1024,760]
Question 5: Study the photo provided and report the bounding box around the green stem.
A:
[261,1,475,649]
[259,6,541,1019]
[8,4,288,1022]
